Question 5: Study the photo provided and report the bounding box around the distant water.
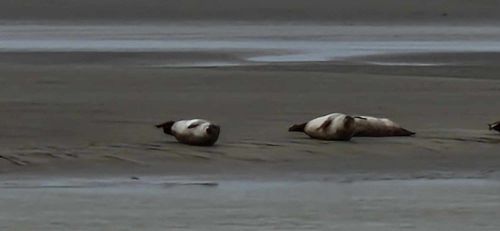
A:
[1,23,500,66]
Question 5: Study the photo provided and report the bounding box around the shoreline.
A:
[1,177,499,230]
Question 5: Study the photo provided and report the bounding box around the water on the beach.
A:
[1,178,500,230]
[2,1,500,230]
[1,24,500,66]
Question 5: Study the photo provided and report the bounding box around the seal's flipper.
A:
[318,119,332,130]
[289,123,306,132]
[398,128,416,136]
[354,116,367,120]
[188,123,200,129]
[490,122,500,132]
[155,121,175,135]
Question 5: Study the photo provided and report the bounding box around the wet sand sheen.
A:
[0,60,499,179]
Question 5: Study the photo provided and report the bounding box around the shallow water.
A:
[1,24,500,66]
[0,178,499,231]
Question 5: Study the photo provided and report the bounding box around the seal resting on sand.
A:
[353,116,415,137]
[288,113,356,141]
[155,119,220,146]
[488,121,500,132]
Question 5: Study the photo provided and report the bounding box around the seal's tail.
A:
[155,121,175,135]
[400,128,416,136]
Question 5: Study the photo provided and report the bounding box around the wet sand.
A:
[1,57,499,179]
[1,23,500,230]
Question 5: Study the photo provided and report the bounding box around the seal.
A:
[288,113,356,141]
[155,119,220,146]
[353,115,415,137]
[488,121,500,132]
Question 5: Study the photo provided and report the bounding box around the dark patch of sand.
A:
[0,51,254,66]
[0,0,499,23]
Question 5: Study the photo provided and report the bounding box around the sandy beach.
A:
[1,58,500,178]
[1,21,499,230]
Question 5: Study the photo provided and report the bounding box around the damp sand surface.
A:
[1,23,500,230]
[1,62,500,178]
